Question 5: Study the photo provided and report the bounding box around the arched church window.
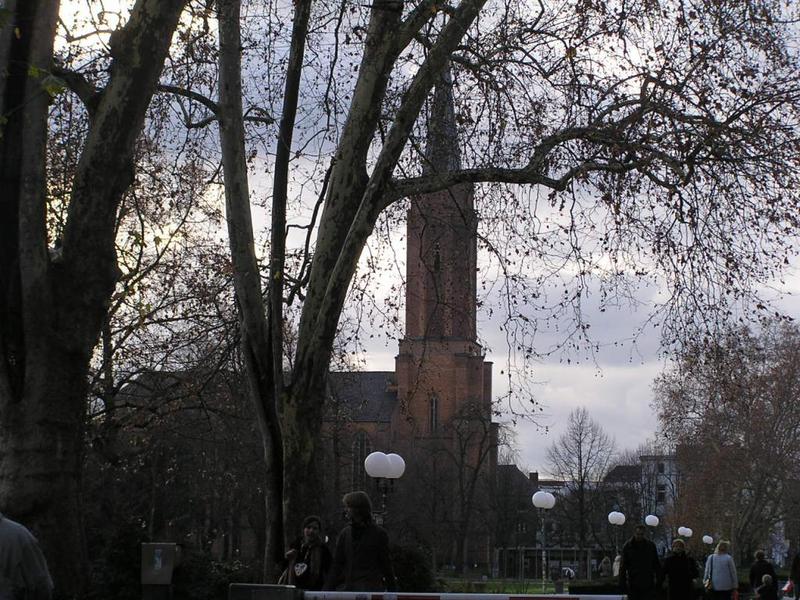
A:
[351,431,371,490]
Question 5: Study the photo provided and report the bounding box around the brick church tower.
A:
[324,68,496,570]
[394,67,494,449]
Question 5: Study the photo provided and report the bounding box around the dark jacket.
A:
[285,537,332,590]
[619,537,661,593]
[756,581,779,600]
[749,558,777,592]
[659,551,698,600]
[324,522,397,592]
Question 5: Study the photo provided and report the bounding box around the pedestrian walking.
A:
[619,524,661,600]
[756,574,778,600]
[0,512,53,600]
[281,515,332,590]
[749,550,777,597]
[703,540,738,600]
[324,491,396,592]
[659,538,698,600]
[790,552,800,600]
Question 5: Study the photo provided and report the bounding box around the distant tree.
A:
[547,407,615,572]
[653,321,800,563]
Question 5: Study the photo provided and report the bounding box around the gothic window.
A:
[656,484,666,503]
[352,431,371,491]
[657,462,665,474]
[429,394,439,433]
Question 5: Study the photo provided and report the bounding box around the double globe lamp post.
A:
[363,451,406,522]
[532,491,556,592]
[607,510,626,555]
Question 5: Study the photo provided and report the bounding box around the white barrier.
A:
[304,592,625,600]
[228,586,626,600]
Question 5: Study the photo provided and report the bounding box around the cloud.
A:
[497,359,665,477]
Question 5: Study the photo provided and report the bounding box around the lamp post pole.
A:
[608,511,626,556]
[532,491,556,592]
[364,452,405,523]
[645,514,659,550]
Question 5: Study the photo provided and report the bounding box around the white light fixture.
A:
[532,491,556,510]
[684,528,693,538]
[645,515,659,527]
[608,511,626,526]
[385,453,406,479]
[364,451,391,478]
[702,535,714,545]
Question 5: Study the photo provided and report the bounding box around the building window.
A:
[352,431,371,490]
[656,484,666,503]
[429,394,438,433]
[657,462,665,474]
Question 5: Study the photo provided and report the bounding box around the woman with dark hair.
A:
[324,491,397,592]
[283,515,332,590]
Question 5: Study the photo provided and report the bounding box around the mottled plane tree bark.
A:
[0,0,188,595]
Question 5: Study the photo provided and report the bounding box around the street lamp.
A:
[364,451,405,518]
[702,534,714,564]
[532,491,556,592]
[608,511,626,555]
[677,526,693,539]
[645,515,659,527]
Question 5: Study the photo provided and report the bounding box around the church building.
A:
[322,69,498,571]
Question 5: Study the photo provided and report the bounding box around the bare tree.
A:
[547,407,615,571]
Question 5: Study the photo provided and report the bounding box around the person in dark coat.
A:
[324,491,397,592]
[283,515,332,590]
[756,574,778,600]
[790,552,800,600]
[619,524,661,600]
[749,550,777,596]
[659,538,698,600]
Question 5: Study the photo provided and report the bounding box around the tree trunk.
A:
[0,350,90,598]
[0,1,187,595]
[217,0,284,580]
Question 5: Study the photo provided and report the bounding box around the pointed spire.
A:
[423,64,461,174]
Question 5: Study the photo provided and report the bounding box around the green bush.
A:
[390,545,437,592]
[172,551,260,600]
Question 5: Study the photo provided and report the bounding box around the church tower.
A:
[394,67,493,440]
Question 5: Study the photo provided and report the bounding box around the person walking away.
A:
[283,515,332,590]
[749,550,777,597]
[324,491,396,592]
[703,540,738,600]
[0,512,54,600]
[790,552,800,600]
[659,538,698,600]
[756,574,778,600]
[619,524,661,600]
[599,556,613,578]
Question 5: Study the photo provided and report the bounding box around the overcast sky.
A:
[359,300,668,478]
[356,267,800,478]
